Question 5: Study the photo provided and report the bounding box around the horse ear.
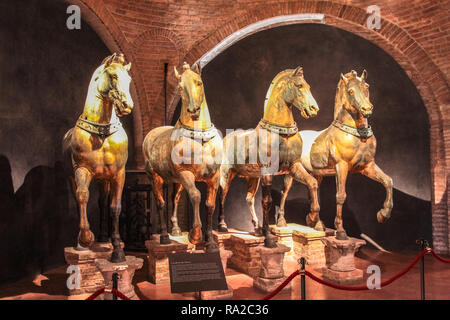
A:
[174,66,181,80]
[124,62,131,72]
[194,63,202,75]
[361,69,367,80]
[340,73,349,84]
[293,66,303,76]
[351,70,357,77]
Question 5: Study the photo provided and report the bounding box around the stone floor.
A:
[0,248,449,300]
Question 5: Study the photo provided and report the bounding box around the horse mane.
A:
[101,53,127,67]
[263,70,291,111]
[333,72,354,119]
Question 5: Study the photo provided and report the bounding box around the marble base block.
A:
[228,233,265,277]
[200,248,234,300]
[291,225,326,267]
[253,244,290,293]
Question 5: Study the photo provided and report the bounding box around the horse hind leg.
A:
[171,183,183,236]
[261,175,277,248]
[218,168,236,233]
[74,167,95,249]
[245,177,262,236]
[205,180,219,252]
[147,170,171,245]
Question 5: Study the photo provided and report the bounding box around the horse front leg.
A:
[361,162,393,223]
[335,161,349,240]
[290,162,323,231]
[147,171,171,245]
[261,175,277,248]
[110,169,126,263]
[205,178,219,252]
[245,177,262,235]
[98,180,110,243]
[74,167,94,249]
[171,183,183,236]
[178,171,202,245]
[277,175,293,227]
[218,167,235,232]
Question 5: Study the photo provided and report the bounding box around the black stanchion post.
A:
[300,257,306,300]
[416,239,428,301]
[112,272,119,301]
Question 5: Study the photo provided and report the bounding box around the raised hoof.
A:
[335,230,348,240]
[188,226,203,245]
[171,227,182,237]
[253,227,263,237]
[110,247,126,263]
[276,216,287,227]
[160,234,171,245]
[264,236,277,248]
[305,214,315,228]
[206,241,219,253]
[218,224,228,233]
[78,230,95,248]
[377,209,390,223]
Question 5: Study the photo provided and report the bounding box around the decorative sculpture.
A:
[276,70,393,239]
[142,62,223,251]
[62,53,134,262]
[219,67,321,248]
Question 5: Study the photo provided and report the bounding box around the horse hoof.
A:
[78,230,95,248]
[253,227,263,237]
[377,209,390,223]
[335,230,348,240]
[206,241,219,253]
[314,220,326,232]
[276,217,287,227]
[218,224,228,233]
[188,227,203,245]
[264,236,277,248]
[171,227,182,237]
[160,234,171,245]
[305,214,315,228]
[110,247,126,263]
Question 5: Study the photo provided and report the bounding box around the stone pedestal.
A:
[96,256,143,300]
[291,225,326,267]
[145,235,188,284]
[64,242,123,297]
[253,244,291,293]
[200,248,234,300]
[228,233,265,277]
[321,236,366,284]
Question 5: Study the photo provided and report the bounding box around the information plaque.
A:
[168,251,228,293]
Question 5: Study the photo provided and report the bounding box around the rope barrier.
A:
[85,287,131,300]
[429,249,450,264]
[262,270,299,300]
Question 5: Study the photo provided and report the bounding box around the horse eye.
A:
[348,89,354,95]
[296,83,303,88]
[197,81,203,86]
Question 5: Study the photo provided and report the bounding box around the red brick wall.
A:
[71,0,450,254]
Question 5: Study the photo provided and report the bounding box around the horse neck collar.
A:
[76,116,122,138]
[176,120,219,141]
[258,118,298,136]
[332,120,373,139]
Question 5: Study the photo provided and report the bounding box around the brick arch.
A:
[179,4,450,254]
[66,0,146,164]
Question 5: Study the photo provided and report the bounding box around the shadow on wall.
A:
[0,155,104,285]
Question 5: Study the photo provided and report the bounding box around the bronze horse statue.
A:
[218,67,321,248]
[274,70,393,239]
[63,53,134,262]
[143,62,223,251]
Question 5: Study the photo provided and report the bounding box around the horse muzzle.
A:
[188,105,201,120]
[114,100,133,117]
[360,105,373,117]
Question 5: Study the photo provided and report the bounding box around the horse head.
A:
[96,53,134,117]
[339,70,373,118]
[282,67,319,119]
[175,62,205,121]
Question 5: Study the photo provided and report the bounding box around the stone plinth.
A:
[253,244,290,293]
[145,235,188,284]
[292,225,326,267]
[200,248,234,300]
[64,242,123,296]
[96,256,143,300]
[228,233,265,277]
[322,236,366,285]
